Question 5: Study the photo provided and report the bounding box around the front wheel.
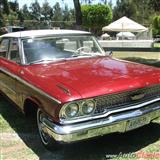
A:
[37,108,60,150]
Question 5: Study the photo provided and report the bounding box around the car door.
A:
[0,37,22,104]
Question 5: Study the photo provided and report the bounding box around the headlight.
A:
[82,100,96,115]
[59,99,97,123]
[65,103,79,118]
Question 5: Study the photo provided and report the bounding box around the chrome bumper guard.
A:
[42,102,160,143]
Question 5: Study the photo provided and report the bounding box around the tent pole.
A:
[122,23,124,47]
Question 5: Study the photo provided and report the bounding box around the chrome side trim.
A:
[42,104,160,142]
[0,68,61,104]
[60,97,160,124]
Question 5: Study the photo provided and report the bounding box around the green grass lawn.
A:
[1,58,160,160]
[122,57,160,68]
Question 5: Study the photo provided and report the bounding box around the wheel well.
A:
[24,99,39,117]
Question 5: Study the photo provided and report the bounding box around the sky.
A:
[9,0,116,9]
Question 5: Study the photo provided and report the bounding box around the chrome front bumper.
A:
[42,102,160,143]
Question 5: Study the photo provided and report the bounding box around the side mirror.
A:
[105,51,113,57]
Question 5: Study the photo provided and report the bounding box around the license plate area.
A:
[126,116,150,131]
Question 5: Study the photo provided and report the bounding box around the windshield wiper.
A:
[72,53,102,58]
[28,59,54,65]
[71,54,91,57]
[28,58,66,65]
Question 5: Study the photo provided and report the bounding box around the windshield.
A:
[22,35,105,64]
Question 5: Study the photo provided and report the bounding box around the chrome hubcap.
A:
[37,109,50,145]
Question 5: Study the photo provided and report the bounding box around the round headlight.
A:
[65,103,79,118]
[82,100,96,115]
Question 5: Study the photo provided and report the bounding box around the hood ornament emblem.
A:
[131,93,145,101]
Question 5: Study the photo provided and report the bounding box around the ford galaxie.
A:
[0,30,160,149]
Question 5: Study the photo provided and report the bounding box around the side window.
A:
[0,38,9,58]
[9,38,20,63]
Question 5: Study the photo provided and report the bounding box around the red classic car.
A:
[0,30,160,149]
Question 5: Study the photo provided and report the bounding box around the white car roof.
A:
[1,29,91,38]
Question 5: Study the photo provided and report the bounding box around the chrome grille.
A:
[94,85,160,114]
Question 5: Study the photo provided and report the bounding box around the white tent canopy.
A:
[101,33,110,38]
[102,16,148,32]
[116,32,135,37]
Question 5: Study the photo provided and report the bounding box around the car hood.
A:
[23,56,160,103]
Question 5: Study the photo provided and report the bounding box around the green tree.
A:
[17,10,24,25]
[20,4,35,29]
[63,4,71,21]
[41,0,53,20]
[149,0,160,13]
[113,0,156,25]
[82,4,112,34]
[29,0,41,21]
[0,0,10,14]
[0,0,10,27]
[6,11,18,26]
[100,0,108,4]
[8,0,19,12]
[21,4,30,20]
[52,2,63,27]
[8,0,20,25]
[113,0,136,20]
[152,16,160,37]
[81,0,93,4]
[133,0,152,25]
[62,5,75,28]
